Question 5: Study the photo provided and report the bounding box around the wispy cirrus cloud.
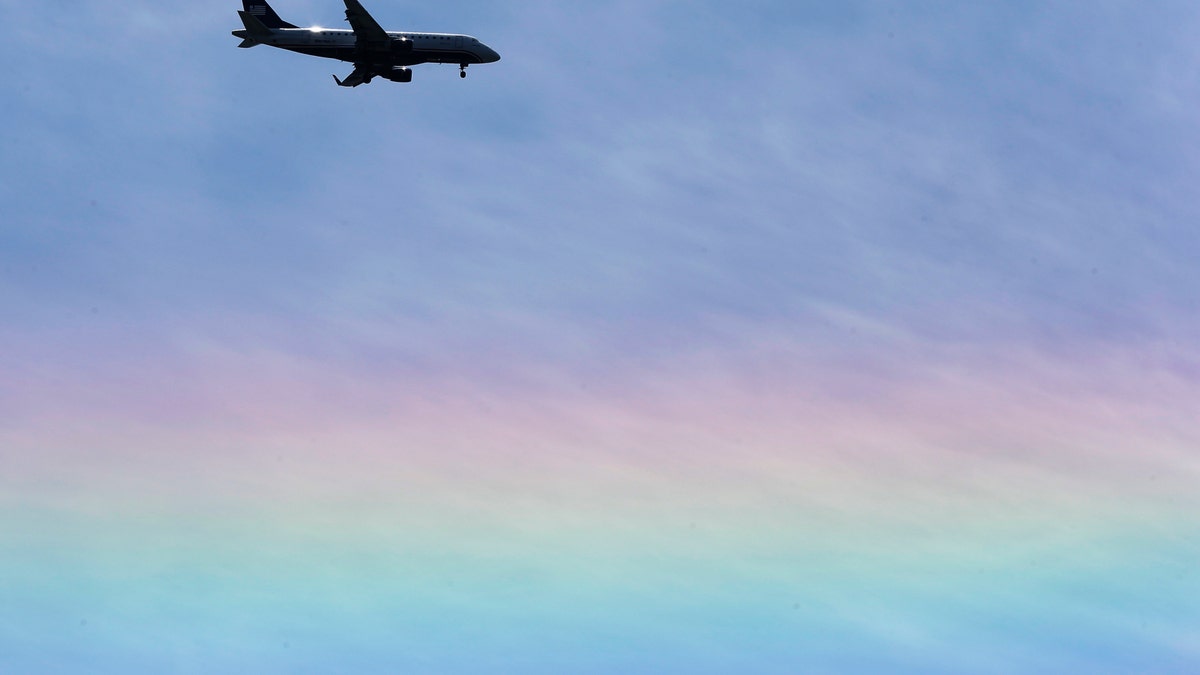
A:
[3,1,1200,671]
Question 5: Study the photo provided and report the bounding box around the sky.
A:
[2,0,1199,672]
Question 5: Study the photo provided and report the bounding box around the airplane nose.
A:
[485,47,501,63]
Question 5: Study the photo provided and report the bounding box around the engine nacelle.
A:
[380,66,413,83]
[391,38,413,53]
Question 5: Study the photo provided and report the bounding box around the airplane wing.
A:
[333,65,372,87]
[343,0,391,51]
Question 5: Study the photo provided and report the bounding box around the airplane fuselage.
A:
[233,27,498,67]
[232,0,500,86]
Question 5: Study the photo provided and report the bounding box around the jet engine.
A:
[390,37,413,53]
[380,66,413,83]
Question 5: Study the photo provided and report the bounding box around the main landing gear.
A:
[459,64,468,79]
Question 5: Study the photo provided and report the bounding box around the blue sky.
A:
[3,2,1200,672]
[5,1,1199,359]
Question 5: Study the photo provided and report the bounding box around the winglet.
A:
[332,66,371,87]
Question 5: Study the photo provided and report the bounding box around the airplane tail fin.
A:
[237,38,258,48]
[237,11,274,38]
[241,0,298,30]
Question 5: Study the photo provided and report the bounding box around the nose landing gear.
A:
[459,64,468,78]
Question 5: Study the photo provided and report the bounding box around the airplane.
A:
[232,0,500,86]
